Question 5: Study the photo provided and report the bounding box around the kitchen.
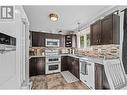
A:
[0,5,127,90]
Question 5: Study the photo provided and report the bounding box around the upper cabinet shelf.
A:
[65,35,72,47]
[90,13,120,45]
[65,34,77,48]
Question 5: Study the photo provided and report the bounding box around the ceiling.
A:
[23,6,112,33]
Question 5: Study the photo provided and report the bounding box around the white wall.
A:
[0,6,29,89]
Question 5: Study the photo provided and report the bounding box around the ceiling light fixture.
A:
[49,13,59,22]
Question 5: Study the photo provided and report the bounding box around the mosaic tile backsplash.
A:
[29,45,120,59]
[77,45,120,59]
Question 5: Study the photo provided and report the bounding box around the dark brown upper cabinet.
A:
[90,13,120,45]
[101,14,120,44]
[45,33,60,39]
[31,31,65,47]
[90,20,101,45]
[32,32,45,47]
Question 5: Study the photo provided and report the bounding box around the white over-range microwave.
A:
[46,39,60,47]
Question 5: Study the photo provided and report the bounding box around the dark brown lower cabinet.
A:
[95,63,104,89]
[29,57,45,77]
[67,56,74,73]
[29,58,37,76]
[61,56,68,71]
[61,56,79,79]
[73,58,80,79]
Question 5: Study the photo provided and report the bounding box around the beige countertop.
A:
[29,53,119,65]
[60,54,119,65]
[29,55,45,59]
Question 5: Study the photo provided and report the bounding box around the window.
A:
[80,34,90,48]
[80,36,84,48]
[86,34,90,47]
[77,27,90,48]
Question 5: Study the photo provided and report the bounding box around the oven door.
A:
[46,39,59,47]
[46,56,61,63]
[46,63,61,74]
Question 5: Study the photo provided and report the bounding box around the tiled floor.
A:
[30,73,89,90]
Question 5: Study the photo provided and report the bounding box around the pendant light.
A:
[49,13,59,22]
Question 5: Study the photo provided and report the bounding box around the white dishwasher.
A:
[80,58,95,89]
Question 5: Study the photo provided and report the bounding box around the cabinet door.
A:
[67,56,73,73]
[36,57,45,75]
[73,58,79,79]
[29,58,37,77]
[32,32,39,47]
[29,57,45,76]
[67,56,79,79]
[38,33,45,47]
[90,20,101,45]
[45,33,59,39]
[32,32,45,47]
[101,14,113,44]
[61,56,68,71]
[95,63,103,89]
[71,61,75,76]
[67,56,72,72]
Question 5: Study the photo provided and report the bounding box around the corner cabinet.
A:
[61,56,80,79]
[68,56,80,79]
[90,13,120,45]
